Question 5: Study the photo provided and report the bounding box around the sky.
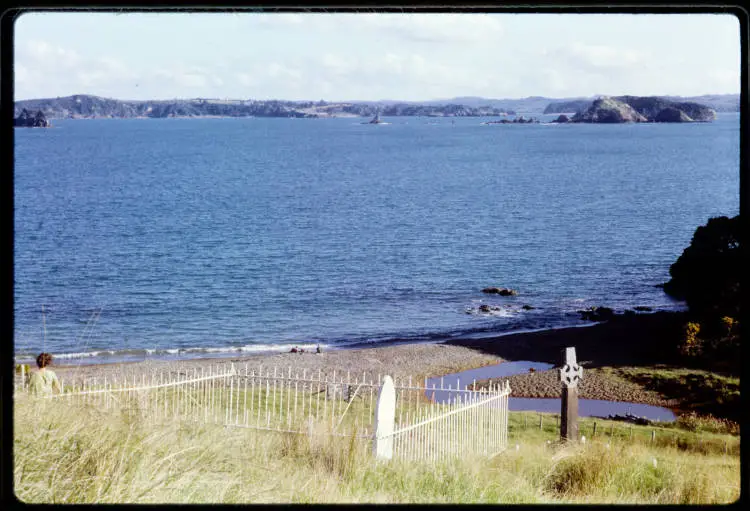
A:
[13,11,742,102]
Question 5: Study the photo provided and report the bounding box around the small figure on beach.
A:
[290,346,298,353]
[298,347,305,354]
[28,352,61,396]
[316,345,322,354]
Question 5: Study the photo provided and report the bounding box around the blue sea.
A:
[13,114,739,364]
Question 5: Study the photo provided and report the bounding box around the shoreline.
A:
[34,312,699,412]
[16,310,677,366]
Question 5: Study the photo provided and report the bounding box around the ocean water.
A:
[13,114,739,363]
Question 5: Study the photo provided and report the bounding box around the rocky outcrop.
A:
[569,95,715,124]
[14,109,51,127]
[616,95,715,122]
[578,306,615,322]
[572,97,648,123]
[551,114,570,123]
[482,116,539,125]
[481,287,518,296]
[654,107,693,122]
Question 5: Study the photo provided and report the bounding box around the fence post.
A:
[593,422,597,437]
[560,347,583,443]
[539,414,543,430]
[651,430,656,443]
[373,375,396,461]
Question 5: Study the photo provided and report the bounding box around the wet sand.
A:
[48,312,688,408]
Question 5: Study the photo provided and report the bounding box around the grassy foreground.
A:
[13,396,739,504]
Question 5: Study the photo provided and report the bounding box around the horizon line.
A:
[13,91,741,104]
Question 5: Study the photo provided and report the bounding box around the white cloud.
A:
[15,39,140,98]
[546,42,644,73]
[707,68,740,90]
[236,72,257,86]
[175,73,208,88]
[358,13,504,43]
[321,53,356,75]
[267,63,301,80]
[570,42,640,68]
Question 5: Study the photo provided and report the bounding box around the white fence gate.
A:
[14,362,510,463]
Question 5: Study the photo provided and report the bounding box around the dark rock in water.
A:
[634,306,653,312]
[552,114,570,123]
[578,306,615,322]
[477,304,503,313]
[14,108,51,127]
[482,287,518,296]
[521,304,536,310]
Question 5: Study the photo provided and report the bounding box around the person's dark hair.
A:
[36,352,53,369]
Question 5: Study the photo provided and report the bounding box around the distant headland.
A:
[13,93,737,122]
[12,95,515,120]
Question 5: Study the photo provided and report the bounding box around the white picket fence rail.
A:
[14,362,510,462]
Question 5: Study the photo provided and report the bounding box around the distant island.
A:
[13,95,515,120]
[549,96,716,123]
[543,93,738,114]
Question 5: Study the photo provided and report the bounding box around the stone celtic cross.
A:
[560,347,583,388]
[560,347,583,442]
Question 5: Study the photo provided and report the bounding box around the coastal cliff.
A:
[13,95,513,120]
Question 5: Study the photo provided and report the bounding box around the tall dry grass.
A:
[13,394,740,504]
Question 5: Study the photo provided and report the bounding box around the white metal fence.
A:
[14,362,510,462]
[387,380,511,462]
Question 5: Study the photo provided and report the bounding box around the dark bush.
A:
[663,215,740,320]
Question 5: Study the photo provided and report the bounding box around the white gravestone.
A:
[373,375,396,460]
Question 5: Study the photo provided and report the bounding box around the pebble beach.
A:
[44,312,688,410]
